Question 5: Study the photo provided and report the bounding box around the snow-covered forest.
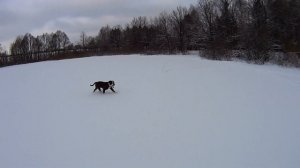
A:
[1,0,300,67]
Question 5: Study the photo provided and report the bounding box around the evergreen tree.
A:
[246,0,271,63]
[215,0,238,50]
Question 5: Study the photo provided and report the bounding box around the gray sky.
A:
[0,0,196,51]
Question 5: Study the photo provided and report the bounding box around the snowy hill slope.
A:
[0,55,300,168]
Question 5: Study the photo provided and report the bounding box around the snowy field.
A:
[0,54,300,168]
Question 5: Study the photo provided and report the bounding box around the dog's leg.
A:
[93,87,97,92]
[103,89,106,94]
[110,88,116,93]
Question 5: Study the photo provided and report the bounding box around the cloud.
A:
[0,0,195,49]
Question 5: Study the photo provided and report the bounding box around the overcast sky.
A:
[0,0,196,50]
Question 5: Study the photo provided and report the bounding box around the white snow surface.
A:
[0,55,300,168]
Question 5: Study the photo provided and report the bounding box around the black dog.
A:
[90,80,116,93]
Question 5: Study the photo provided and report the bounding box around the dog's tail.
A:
[90,83,95,86]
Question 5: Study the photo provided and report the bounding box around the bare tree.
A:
[80,31,87,48]
[97,25,111,51]
[185,5,203,50]
[130,16,149,51]
[198,0,218,47]
[215,0,238,50]
[170,6,189,52]
[37,33,51,51]
[245,0,271,63]
[21,33,35,54]
[55,30,71,49]
[0,43,5,55]
[154,12,174,52]
[131,16,148,28]
[10,36,23,55]
[110,25,122,50]
[197,0,220,58]
[0,43,8,66]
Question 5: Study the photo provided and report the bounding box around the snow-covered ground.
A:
[0,55,300,168]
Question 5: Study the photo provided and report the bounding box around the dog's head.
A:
[108,80,115,88]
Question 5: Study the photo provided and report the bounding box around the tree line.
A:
[1,0,299,67]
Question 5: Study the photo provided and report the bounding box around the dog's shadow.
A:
[91,90,118,96]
